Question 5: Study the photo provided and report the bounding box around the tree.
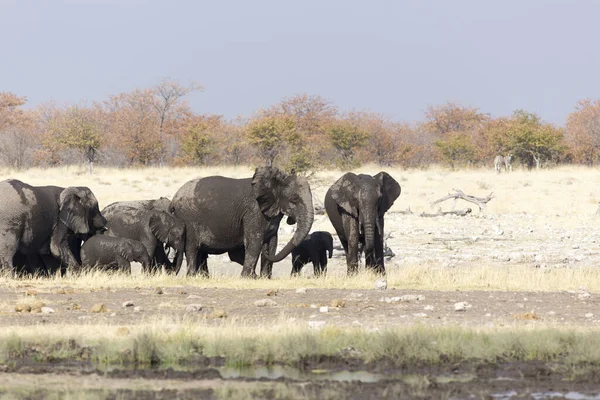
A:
[424,102,488,136]
[565,99,600,165]
[328,117,369,168]
[489,110,565,169]
[0,92,38,169]
[153,79,203,164]
[179,115,220,165]
[103,89,164,165]
[246,114,297,167]
[435,133,476,169]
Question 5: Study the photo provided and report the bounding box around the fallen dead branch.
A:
[420,208,472,217]
[392,206,414,215]
[431,189,494,211]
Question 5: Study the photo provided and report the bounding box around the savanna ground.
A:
[3,165,600,399]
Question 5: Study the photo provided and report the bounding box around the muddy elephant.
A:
[324,172,400,275]
[291,231,334,277]
[102,197,172,215]
[172,167,314,278]
[0,179,106,273]
[103,207,185,272]
[81,235,152,272]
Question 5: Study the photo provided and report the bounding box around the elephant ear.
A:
[329,173,360,218]
[118,239,135,261]
[149,211,171,244]
[374,172,401,215]
[59,187,89,234]
[251,167,288,218]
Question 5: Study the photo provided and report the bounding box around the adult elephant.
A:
[324,172,400,275]
[172,167,314,278]
[103,207,185,272]
[0,179,106,272]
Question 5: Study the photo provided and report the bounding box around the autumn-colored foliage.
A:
[0,82,597,172]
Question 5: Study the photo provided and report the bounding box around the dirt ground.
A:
[1,285,599,329]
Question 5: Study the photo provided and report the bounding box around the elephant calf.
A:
[81,235,152,272]
[291,231,334,277]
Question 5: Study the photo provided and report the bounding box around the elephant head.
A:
[149,210,186,270]
[59,187,106,235]
[329,172,400,256]
[252,167,314,263]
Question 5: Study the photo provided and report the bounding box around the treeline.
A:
[1,79,600,173]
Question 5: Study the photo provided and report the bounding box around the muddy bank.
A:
[3,359,600,399]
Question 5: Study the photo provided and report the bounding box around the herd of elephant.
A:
[0,167,401,279]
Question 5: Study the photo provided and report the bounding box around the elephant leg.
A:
[317,251,328,277]
[241,232,261,278]
[115,254,131,273]
[260,235,277,279]
[291,254,304,277]
[197,251,209,277]
[179,231,198,277]
[310,248,322,277]
[153,245,173,270]
[343,217,360,275]
[371,217,386,275]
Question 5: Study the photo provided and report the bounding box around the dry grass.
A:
[3,264,600,292]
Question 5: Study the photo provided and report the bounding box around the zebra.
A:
[494,154,512,173]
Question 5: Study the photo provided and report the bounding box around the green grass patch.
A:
[3,324,600,369]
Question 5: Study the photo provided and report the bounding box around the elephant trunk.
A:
[263,202,314,263]
[363,221,376,256]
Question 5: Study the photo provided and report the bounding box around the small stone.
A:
[116,327,130,336]
[424,305,434,311]
[485,313,492,317]
[374,278,387,290]
[15,303,31,313]
[331,299,346,308]
[185,304,203,313]
[133,306,141,313]
[266,289,278,297]
[41,307,55,314]
[254,299,277,307]
[454,302,471,312]
[122,301,134,308]
[110,312,116,317]
[308,320,326,329]
[91,304,108,313]
[585,313,594,319]
[187,294,202,299]
[154,287,163,295]
[26,289,37,296]
[71,303,81,311]
[578,292,591,300]
[547,311,556,315]
[295,288,307,294]
[516,303,525,309]
[319,306,329,313]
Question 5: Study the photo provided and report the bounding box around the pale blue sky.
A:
[1,0,599,124]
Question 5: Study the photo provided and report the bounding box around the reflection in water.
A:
[492,391,600,400]
[218,365,382,383]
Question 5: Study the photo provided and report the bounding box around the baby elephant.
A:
[81,235,152,272]
[291,231,334,277]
